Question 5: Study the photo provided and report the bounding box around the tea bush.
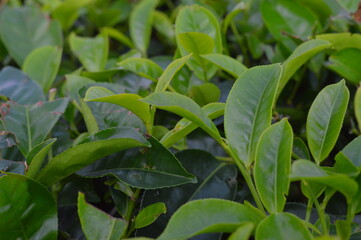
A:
[0,0,361,239]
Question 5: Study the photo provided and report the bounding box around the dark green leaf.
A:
[0,131,17,149]
[134,202,166,229]
[355,87,361,132]
[225,64,282,166]
[78,192,127,240]
[0,173,57,239]
[36,127,150,186]
[26,138,56,178]
[293,137,311,160]
[0,160,25,174]
[307,80,349,163]
[189,83,221,107]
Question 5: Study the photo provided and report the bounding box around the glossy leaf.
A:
[261,0,319,51]
[78,192,127,240]
[36,127,150,186]
[84,86,151,125]
[175,5,222,81]
[327,48,361,84]
[255,119,293,213]
[316,33,361,51]
[0,6,62,65]
[189,83,221,107]
[77,136,196,189]
[225,64,282,166]
[256,213,313,240]
[0,66,45,104]
[200,53,247,78]
[161,102,225,148]
[0,173,57,239]
[228,223,254,240]
[140,149,237,237]
[157,199,264,240]
[117,58,163,82]
[69,32,108,72]
[142,92,221,141]
[291,160,358,203]
[306,80,349,163]
[154,54,192,92]
[293,137,311,160]
[2,99,68,156]
[278,39,331,96]
[26,138,56,178]
[22,46,62,92]
[134,202,166,229]
[129,0,159,56]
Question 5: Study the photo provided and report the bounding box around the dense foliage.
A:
[1,0,361,239]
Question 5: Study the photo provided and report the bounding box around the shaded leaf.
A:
[0,131,17,149]
[118,58,163,82]
[153,11,175,45]
[293,137,311,160]
[355,87,361,132]
[0,160,25,174]
[134,202,166,229]
[189,83,221,107]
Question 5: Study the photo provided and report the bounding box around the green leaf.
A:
[355,87,361,132]
[327,48,361,84]
[337,0,359,12]
[291,160,358,203]
[0,66,45,104]
[0,131,17,149]
[293,137,311,160]
[155,54,192,92]
[222,2,246,34]
[52,0,93,30]
[161,102,225,148]
[26,138,56,178]
[78,192,127,240]
[117,58,163,82]
[261,0,319,51]
[278,39,331,96]
[2,98,68,156]
[335,136,361,169]
[351,175,361,215]
[69,32,108,72]
[81,69,120,82]
[228,223,254,240]
[84,86,151,125]
[129,0,159,56]
[140,149,237,236]
[332,152,359,177]
[0,173,57,240]
[22,46,62,92]
[102,27,134,49]
[153,11,175,45]
[255,119,293,213]
[77,136,196,189]
[0,6,62,66]
[134,202,167,229]
[316,33,361,51]
[158,199,264,240]
[200,53,247,78]
[336,220,351,240]
[175,5,222,81]
[306,80,349,163]
[36,127,150,186]
[0,160,25,174]
[189,83,221,107]
[225,64,282,166]
[255,213,313,240]
[142,92,221,141]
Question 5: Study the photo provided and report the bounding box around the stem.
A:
[304,181,328,235]
[346,203,354,224]
[305,199,313,223]
[121,188,141,238]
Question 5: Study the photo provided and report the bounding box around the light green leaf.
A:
[158,199,264,240]
[134,202,166,229]
[316,33,361,51]
[161,102,225,148]
[36,127,150,186]
[155,54,192,92]
[335,136,361,169]
[355,87,361,132]
[52,0,93,30]
[306,80,349,163]
[175,5,222,81]
[153,11,175,45]
[327,48,361,84]
[0,6,62,66]
[278,39,331,97]
[69,32,108,72]
[256,213,313,240]
[255,119,293,213]
[189,83,221,107]
[337,0,359,12]
[2,98,68,156]
[102,27,134,48]
[291,160,358,203]
[84,86,151,125]
[225,64,282,166]
[26,138,57,178]
[142,92,221,141]
[129,0,159,56]
[78,192,127,240]
[0,173,57,240]
[200,53,247,78]
[22,46,62,92]
[117,58,163,82]
[0,66,45,104]
[227,223,254,240]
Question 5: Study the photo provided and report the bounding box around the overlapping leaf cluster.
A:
[1,0,361,239]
